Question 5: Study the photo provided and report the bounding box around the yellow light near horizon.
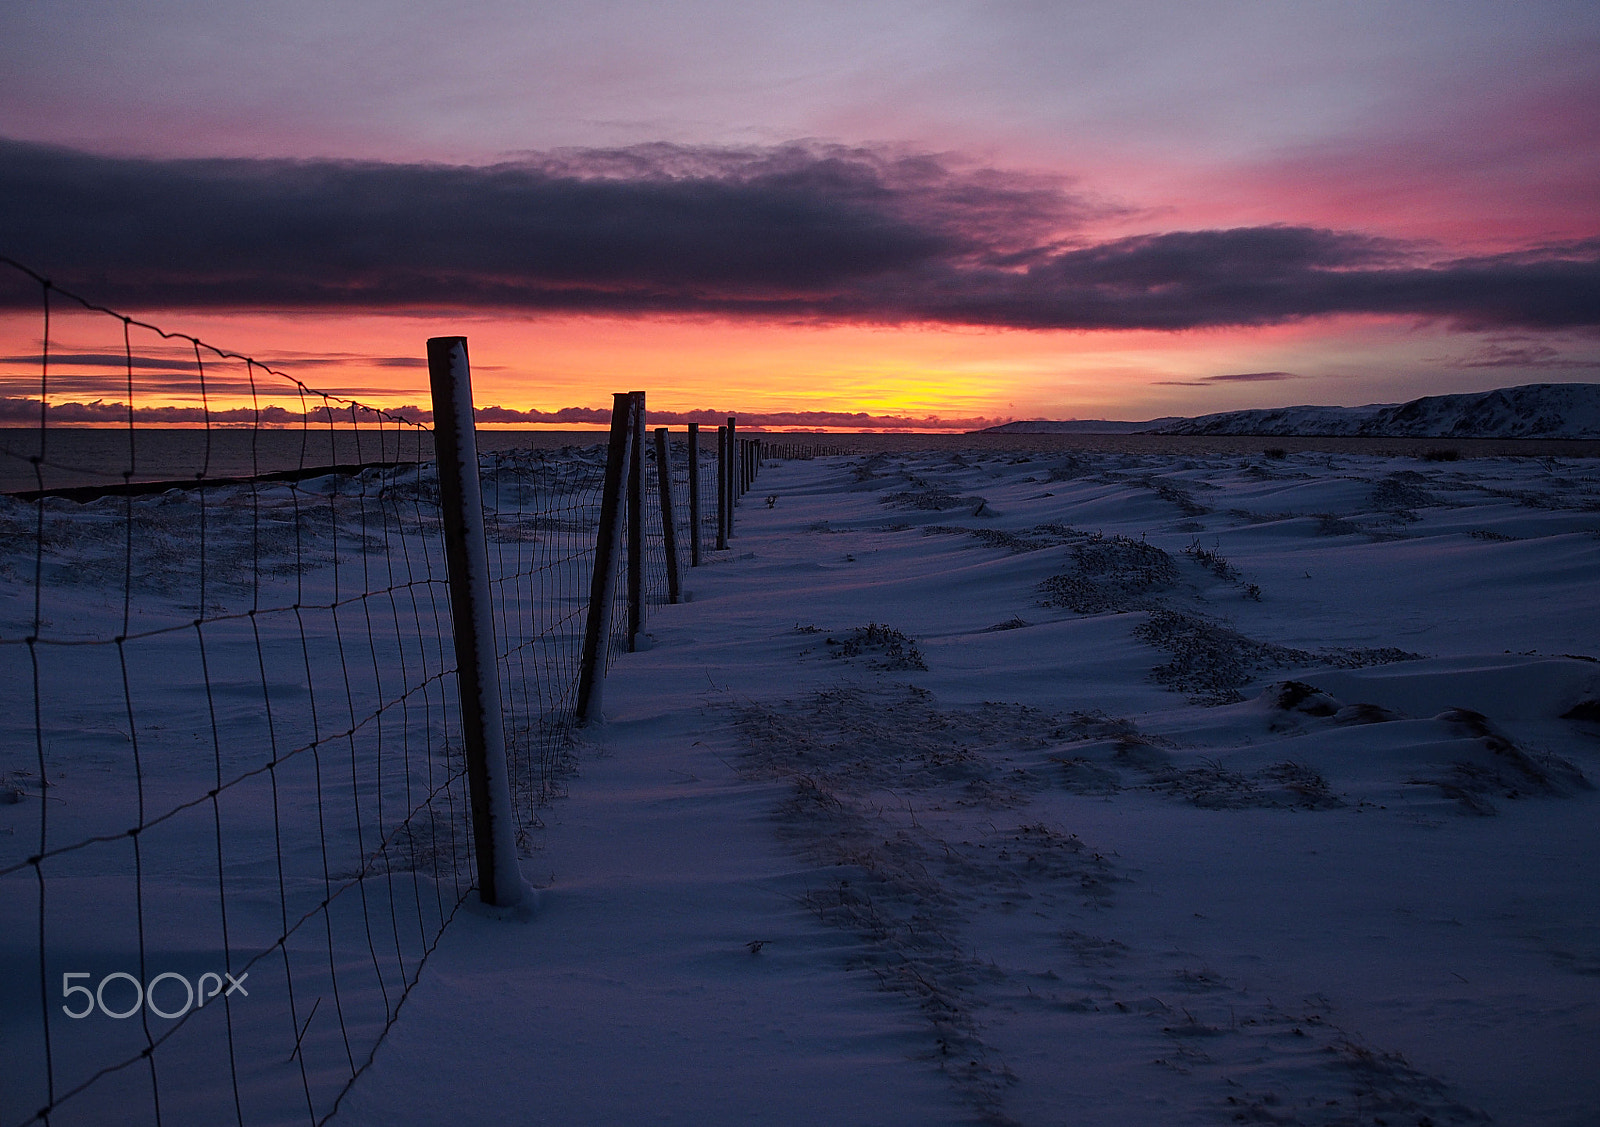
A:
[0,306,1516,430]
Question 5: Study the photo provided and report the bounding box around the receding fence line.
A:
[726,415,738,539]
[716,424,730,551]
[2,251,762,1127]
[763,441,852,460]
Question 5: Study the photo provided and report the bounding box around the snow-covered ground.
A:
[342,446,1600,1126]
[6,445,1599,1126]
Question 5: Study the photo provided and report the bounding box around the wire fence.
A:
[0,255,745,1126]
[762,441,853,460]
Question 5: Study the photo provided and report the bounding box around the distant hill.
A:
[978,418,1181,434]
[978,384,1600,439]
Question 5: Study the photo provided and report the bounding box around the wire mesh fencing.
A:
[480,448,608,812]
[0,256,741,1126]
[0,267,475,1127]
[762,441,852,460]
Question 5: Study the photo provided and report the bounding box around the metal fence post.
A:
[654,427,681,602]
[576,393,635,724]
[627,391,644,651]
[426,336,523,908]
[687,421,701,566]
[716,424,729,550]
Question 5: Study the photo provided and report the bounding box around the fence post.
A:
[716,424,729,550]
[654,427,681,603]
[627,391,644,651]
[727,415,738,533]
[576,393,635,724]
[426,336,523,909]
[687,422,701,566]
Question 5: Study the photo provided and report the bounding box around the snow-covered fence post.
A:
[687,422,702,566]
[627,391,645,651]
[426,336,523,909]
[716,424,729,550]
[575,392,636,723]
[654,427,682,602]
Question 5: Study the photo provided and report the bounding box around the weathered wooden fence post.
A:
[726,415,738,533]
[627,391,645,651]
[687,421,701,566]
[426,336,523,908]
[575,392,635,724]
[716,424,729,550]
[654,426,681,603]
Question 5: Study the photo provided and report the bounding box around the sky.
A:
[1,0,1597,428]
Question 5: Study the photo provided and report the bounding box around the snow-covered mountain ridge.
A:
[982,383,1600,438]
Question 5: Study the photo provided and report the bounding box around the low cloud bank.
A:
[3,140,1596,332]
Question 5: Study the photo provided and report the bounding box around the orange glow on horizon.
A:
[1,306,1579,430]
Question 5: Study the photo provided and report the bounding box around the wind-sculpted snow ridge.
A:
[738,684,1119,1121]
[1153,382,1600,439]
[718,447,1598,1124]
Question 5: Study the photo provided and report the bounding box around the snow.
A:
[1149,383,1600,439]
[7,443,1600,1125]
[350,445,1600,1125]
[980,383,1600,439]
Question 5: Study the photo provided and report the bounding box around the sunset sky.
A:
[2,0,1597,428]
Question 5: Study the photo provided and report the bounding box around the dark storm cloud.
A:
[2,140,1596,331]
